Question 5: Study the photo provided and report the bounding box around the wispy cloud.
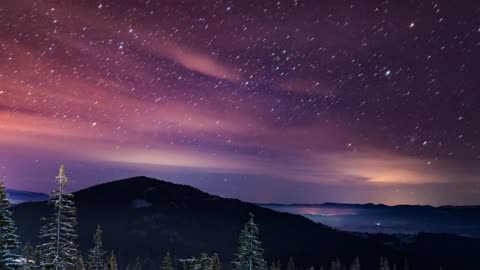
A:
[0,0,478,205]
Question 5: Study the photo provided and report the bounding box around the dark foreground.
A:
[12,177,480,270]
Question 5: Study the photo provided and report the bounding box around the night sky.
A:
[1,0,479,205]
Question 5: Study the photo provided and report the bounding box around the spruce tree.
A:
[269,261,280,270]
[106,252,118,270]
[32,245,43,270]
[197,253,211,270]
[132,257,142,270]
[348,257,360,270]
[162,253,174,270]
[87,225,106,270]
[22,242,34,270]
[329,258,342,270]
[402,258,408,270]
[39,165,79,270]
[178,259,194,270]
[232,214,266,270]
[0,179,21,270]
[379,257,390,270]
[74,252,85,270]
[286,258,296,270]
[210,254,221,270]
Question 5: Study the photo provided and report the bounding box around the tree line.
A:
[0,166,433,270]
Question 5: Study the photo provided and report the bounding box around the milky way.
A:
[0,0,479,205]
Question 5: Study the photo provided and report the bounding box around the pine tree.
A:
[87,225,106,270]
[210,254,221,270]
[197,253,211,270]
[348,257,360,270]
[106,252,118,270]
[402,258,408,270]
[286,258,296,270]
[269,261,280,270]
[22,242,34,270]
[232,213,266,270]
[74,252,85,270]
[32,245,43,270]
[39,165,79,270]
[132,257,142,270]
[172,254,179,270]
[330,258,342,270]
[178,258,195,270]
[162,252,174,270]
[379,257,390,270]
[0,179,21,270]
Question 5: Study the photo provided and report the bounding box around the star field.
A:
[0,0,479,205]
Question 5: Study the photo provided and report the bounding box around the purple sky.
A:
[0,0,479,205]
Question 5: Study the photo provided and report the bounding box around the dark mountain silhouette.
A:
[260,203,480,237]
[11,177,480,270]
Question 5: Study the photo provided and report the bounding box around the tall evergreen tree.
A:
[402,258,408,270]
[22,242,34,270]
[269,261,280,270]
[178,258,195,270]
[232,213,266,270]
[379,258,390,270]
[197,253,211,270]
[32,245,43,270]
[87,225,106,270]
[74,252,85,270]
[0,179,21,270]
[39,165,79,270]
[132,257,142,270]
[286,258,296,270]
[162,253,174,270]
[210,254,221,270]
[348,257,360,270]
[329,258,342,270]
[106,252,118,270]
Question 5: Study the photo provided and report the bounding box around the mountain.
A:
[11,177,480,270]
[259,203,480,237]
[6,189,49,204]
